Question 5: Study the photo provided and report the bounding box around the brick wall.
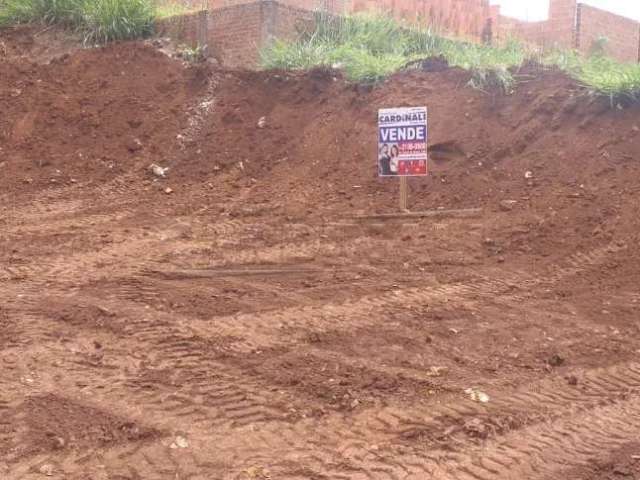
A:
[495,0,575,50]
[156,3,264,66]
[497,15,544,46]
[548,0,577,49]
[271,0,349,14]
[157,0,640,68]
[209,2,266,66]
[350,0,493,41]
[155,10,202,47]
[577,4,640,62]
[495,0,640,62]
[265,2,316,42]
[156,1,318,67]
[207,0,347,13]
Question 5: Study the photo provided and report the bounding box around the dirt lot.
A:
[2,26,640,480]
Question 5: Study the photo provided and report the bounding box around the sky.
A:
[490,0,640,22]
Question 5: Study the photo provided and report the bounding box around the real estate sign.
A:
[378,107,428,177]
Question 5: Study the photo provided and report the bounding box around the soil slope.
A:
[2,27,640,480]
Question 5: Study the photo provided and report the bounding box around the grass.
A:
[82,0,155,43]
[2,0,639,102]
[542,48,640,103]
[580,60,640,103]
[0,0,84,27]
[154,1,199,19]
[261,12,527,91]
[261,11,640,102]
[0,0,155,43]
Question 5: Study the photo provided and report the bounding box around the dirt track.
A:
[2,27,640,480]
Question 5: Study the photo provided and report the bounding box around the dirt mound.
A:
[160,63,640,268]
[0,25,84,63]
[0,35,207,195]
[2,394,160,463]
[3,32,640,266]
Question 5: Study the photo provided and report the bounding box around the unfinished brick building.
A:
[500,0,640,62]
[347,0,640,62]
[350,0,495,41]
[161,0,640,66]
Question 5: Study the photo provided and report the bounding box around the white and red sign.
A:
[378,106,428,177]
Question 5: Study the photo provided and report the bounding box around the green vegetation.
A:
[176,43,207,62]
[260,13,527,91]
[0,0,155,43]
[154,1,197,19]
[81,0,155,43]
[261,11,640,103]
[544,48,640,103]
[0,0,84,27]
[579,58,640,103]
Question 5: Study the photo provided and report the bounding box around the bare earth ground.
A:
[2,27,640,480]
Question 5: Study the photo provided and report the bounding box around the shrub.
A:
[0,0,85,27]
[81,0,155,43]
[0,0,155,43]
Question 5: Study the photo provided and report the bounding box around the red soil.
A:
[2,26,640,480]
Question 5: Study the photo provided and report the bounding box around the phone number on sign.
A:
[399,142,427,154]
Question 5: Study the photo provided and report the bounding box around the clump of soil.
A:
[0,25,82,63]
[565,444,640,480]
[0,36,207,195]
[4,394,160,462]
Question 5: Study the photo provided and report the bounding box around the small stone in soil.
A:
[39,464,55,476]
[499,200,517,211]
[463,418,489,439]
[170,435,189,449]
[613,466,632,477]
[548,354,565,367]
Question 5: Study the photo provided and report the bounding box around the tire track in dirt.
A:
[3,289,430,478]
[0,174,169,240]
[170,242,623,354]
[4,308,299,432]
[0,229,194,286]
[2,199,629,480]
[0,173,141,229]
[4,320,637,478]
[4,238,622,419]
[8,284,639,480]
[237,360,640,479]
[423,393,640,480]
[3,209,125,236]
[1,195,482,288]
[0,192,82,222]
[6,237,624,363]
[0,216,387,286]
[43,360,638,480]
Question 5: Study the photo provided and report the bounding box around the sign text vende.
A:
[379,125,427,143]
